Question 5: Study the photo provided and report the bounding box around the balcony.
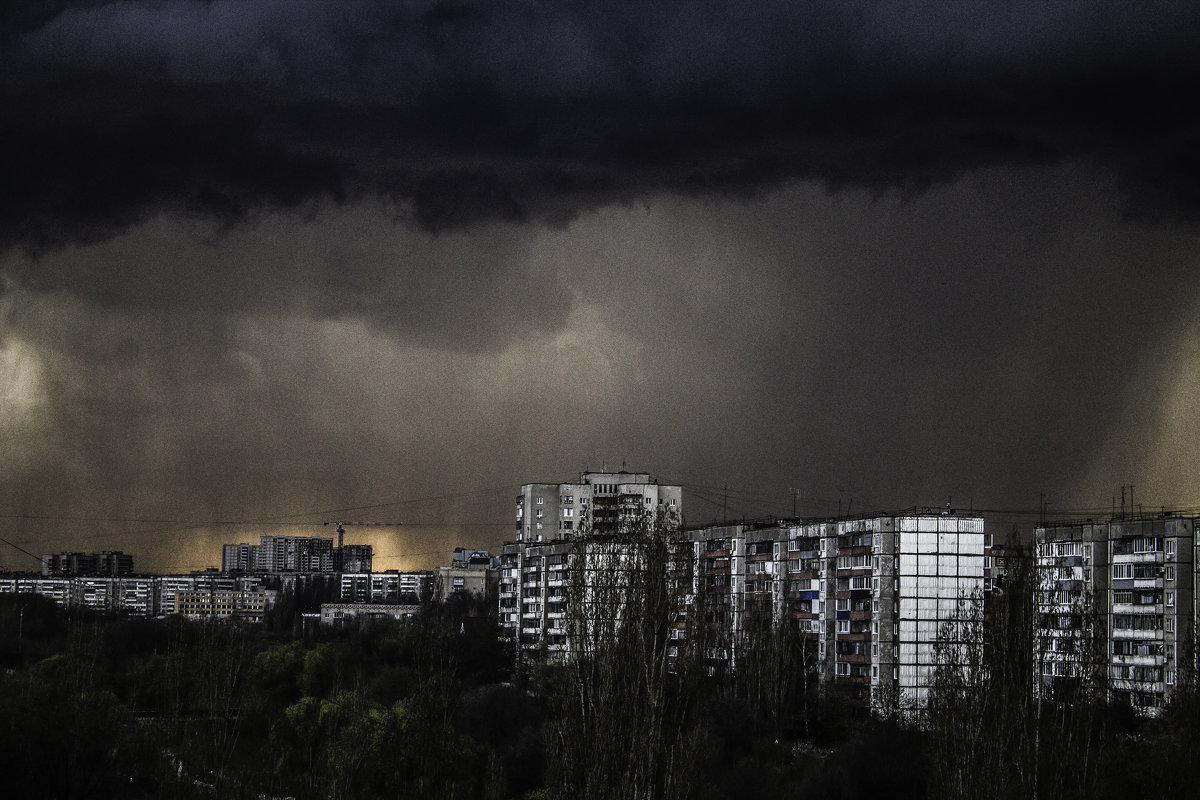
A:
[1112,654,1163,667]
[1111,552,1163,564]
[1110,627,1163,640]
[1112,603,1164,615]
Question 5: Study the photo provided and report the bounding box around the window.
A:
[1083,544,1091,559]
[1113,564,1133,580]
[837,619,850,634]
[1132,537,1158,554]
[1113,591,1133,604]
[1167,539,1176,558]
[536,497,543,505]
[836,598,850,611]
[1166,566,1175,581]
[1167,618,1176,633]
[1167,591,1175,607]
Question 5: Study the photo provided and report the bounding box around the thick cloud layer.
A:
[2,3,1200,570]
[3,1,1199,251]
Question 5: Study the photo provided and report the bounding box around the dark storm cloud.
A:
[2,0,1198,256]
[4,2,1200,574]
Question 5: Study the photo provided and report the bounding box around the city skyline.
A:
[2,3,1200,573]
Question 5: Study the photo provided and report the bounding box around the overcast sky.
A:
[2,1,1200,572]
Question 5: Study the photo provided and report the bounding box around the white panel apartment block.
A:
[1037,515,1196,714]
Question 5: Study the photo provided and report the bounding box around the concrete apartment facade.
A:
[0,573,269,617]
[42,550,134,576]
[1036,514,1196,713]
[339,571,431,604]
[672,512,987,708]
[498,467,987,710]
[500,471,683,653]
[175,587,269,622]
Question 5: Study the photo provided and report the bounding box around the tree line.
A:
[2,549,1200,798]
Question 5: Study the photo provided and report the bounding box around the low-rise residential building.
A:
[339,571,431,604]
[319,603,420,624]
[433,564,498,603]
[175,587,270,622]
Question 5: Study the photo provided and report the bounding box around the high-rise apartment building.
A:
[222,543,257,573]
[339,544,374,573]
[256,535,335,572]
[42,551,133,577]
[500,471,682,652]
[672,511,988,708]
[1036,514,1195,713]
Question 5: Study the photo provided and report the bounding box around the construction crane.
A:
[324,522,403,573]
[323,521,405,553]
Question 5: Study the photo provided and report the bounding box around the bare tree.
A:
[548,508,704,800]
[925,553,1110,800]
